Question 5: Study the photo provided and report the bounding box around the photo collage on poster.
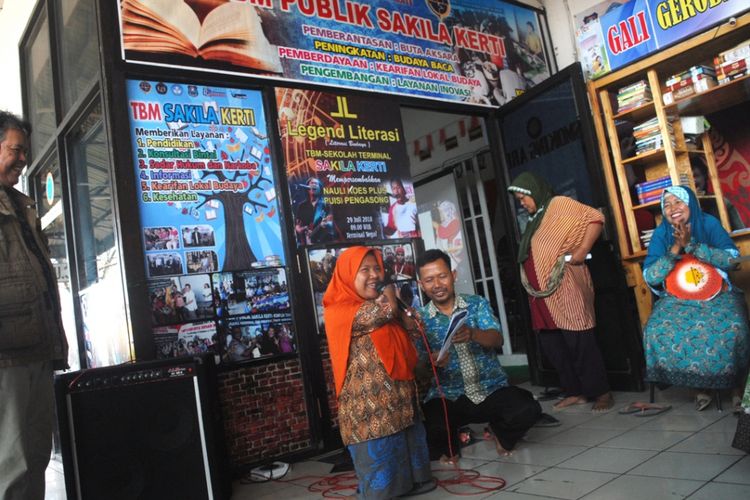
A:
[150,267,292,364]
[308,241,421,334]
[127,79,294,365]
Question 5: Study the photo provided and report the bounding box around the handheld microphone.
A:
[375,279,412,314]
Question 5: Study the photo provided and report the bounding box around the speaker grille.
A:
[56,357,229,500]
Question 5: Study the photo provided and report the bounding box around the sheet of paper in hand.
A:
[437,309,469,363]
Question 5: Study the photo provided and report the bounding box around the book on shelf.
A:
[631,116,674,154]
[719,70,750,85]
[633,126,661,137]
[716,39,750,65]
[715,58,749,83]
[616,79,651,113]
[666,73,717,93]
[120,0,283,73]
[634,134,665,144]
[636,141,674,155]
[633,127,671,141]
[637,186,669,201]
[665,65,715,86]
[715,57,748,73]
[635,177,671,193]
[632,117,659,130]
[637,193,664,204]
[618,80,649,94]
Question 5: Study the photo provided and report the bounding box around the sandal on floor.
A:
[695,393,712,412]
[618,402,671,416]
[618,402,650,414]
[633,403,672,417]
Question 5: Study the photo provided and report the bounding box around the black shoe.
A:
[534,412,561,427]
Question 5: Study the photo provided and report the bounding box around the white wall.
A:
[0,0,35,114]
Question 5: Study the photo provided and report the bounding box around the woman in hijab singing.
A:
[508,172,613,412]
[643,185,749,412]
[323,246,433,499]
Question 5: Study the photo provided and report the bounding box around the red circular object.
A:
[665,254,723,300]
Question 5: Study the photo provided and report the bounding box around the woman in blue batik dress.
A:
[643,185,750,411]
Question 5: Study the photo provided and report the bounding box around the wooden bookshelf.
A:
[588,13,750,324]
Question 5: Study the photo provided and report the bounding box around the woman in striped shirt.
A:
[509,172,614,412]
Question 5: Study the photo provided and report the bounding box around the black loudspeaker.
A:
[55,355,231,500]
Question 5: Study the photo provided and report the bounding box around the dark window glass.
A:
[68,102,114,287]
[23,9,55,157]
[55,0,99,113]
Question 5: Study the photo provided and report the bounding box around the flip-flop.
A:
[695,394,712,412]
[633,403,672,417]
[618,402,649,414]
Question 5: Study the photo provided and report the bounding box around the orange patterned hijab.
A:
[322,246,417,396]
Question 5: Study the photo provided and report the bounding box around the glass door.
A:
[67,100,133,367]
[33,155,81,371]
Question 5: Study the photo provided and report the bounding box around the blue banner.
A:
[578,0,748,77]
[126,79,285,278]
[600,0,657,72]
[119,0,550,106]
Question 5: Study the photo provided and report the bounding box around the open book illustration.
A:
[121,0,282,73]
[436,309,468,363]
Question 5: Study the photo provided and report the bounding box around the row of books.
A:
[662,65,717,104]
[622,39,750,109]
[634,176,671,204]
[633,117,674,155]
[714,38,750,83]
[616,79,652,113]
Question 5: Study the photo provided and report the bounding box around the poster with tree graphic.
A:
[126,79,285,278]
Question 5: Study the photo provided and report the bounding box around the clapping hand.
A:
[672,221,692,250]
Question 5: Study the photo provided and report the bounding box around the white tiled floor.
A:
[44,384,750,499]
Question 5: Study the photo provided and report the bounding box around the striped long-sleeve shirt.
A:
[526,196,603,331]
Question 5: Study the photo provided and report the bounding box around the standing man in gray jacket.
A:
[0,110,68,500]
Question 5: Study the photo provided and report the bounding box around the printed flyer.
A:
[126,79,285,276]
[276,88,419,247]
[119,0,551,106]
